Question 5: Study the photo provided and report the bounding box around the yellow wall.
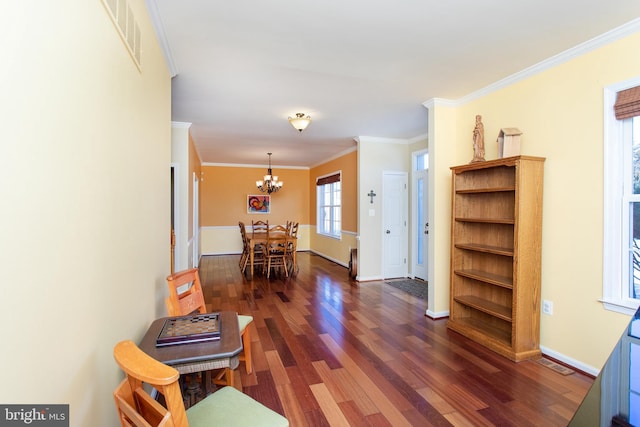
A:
[1,2,171,425]
[425,101,458,317]
[309,150,358,264]
[431,31,640,370]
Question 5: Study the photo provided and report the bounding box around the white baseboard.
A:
[309,250,348,268]
[426,309,449,319]
[540,345,600,377]
[201,251,242,256]
[356,275,384,282]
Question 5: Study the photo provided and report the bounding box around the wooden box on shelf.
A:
[447,155,545,362]
[497,128,522,158]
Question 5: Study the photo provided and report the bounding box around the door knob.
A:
[386,230,390,234]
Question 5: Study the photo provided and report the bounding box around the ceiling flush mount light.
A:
[256,152,283,194]
[288,113,311,132]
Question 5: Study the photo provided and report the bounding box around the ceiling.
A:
[148,1,640,167]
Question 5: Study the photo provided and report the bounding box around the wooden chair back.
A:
[269,224,288,235]
[252,220,269,232]
[268,225,289,252]
[287,222,299,238]
[264,225,289,278]
[113,340,188,427]
[239,222,248,247]
[165,268,206,317]
[239,222,249,271]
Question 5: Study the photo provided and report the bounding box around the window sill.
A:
[317,232,341,241]
[600,298,640,316]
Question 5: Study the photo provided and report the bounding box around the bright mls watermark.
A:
[0,405,68,426]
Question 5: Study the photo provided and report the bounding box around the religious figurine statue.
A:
[471,114,485,163]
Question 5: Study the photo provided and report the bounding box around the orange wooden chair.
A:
[239,222,263,275]
[262,225,289,279]
[251,220,269,232]
[166,268,254,376]
[285,222,299,275]
[113,340,288,427]
[239,221,249,271]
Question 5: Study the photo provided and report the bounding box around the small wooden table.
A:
[138,311,242,404]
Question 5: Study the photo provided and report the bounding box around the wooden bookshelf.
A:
[447,156,545,362]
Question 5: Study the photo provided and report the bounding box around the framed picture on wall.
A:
[247,194,270,214]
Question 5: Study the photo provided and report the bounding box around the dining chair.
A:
[288,221,299,239]
[238,221,249,270]
[239,222,263,276]
[166,268,254,376]
[251,220,269,262]
[251,220,269,232]
[113,340,289,427]
[285,222,299,275]
[262,225,289,279]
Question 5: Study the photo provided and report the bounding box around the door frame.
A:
[412,149,429,280]
[171,163,180,273]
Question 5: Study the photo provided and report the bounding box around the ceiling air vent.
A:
[102,0,141,70]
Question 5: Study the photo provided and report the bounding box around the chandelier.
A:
[256,153,283,194]
[288,113,311,132]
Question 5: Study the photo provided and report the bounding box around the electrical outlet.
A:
[542,300,553,315]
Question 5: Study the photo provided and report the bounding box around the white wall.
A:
[0,2,171,425]
[171,122,192,272]
[356,137,410,280]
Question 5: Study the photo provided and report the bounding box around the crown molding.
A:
[309,146,358,169]
[171,121,192,128]
[355,136,411,145]
[201,162,309,170]
[145,0,179,77]
[408,133,428,144]
[422,98,457,109]
[456,18,640,106]
[422,18,640,109]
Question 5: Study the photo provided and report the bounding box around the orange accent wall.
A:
[200,165,310,226]
[309,150,357,233]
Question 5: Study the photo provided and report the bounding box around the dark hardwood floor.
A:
[198,252,593,426]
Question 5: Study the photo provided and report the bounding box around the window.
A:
[416,152,428,171]
[317,172,341,238]
[625,116,640,301]
[604,80,640,314]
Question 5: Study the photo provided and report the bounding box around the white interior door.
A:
[383,172,408,278]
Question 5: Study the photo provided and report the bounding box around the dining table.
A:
[137,311,242,407]
[247,230,297,281]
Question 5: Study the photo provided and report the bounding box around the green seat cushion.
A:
[186,386,288,427]
[237,315,253,333]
